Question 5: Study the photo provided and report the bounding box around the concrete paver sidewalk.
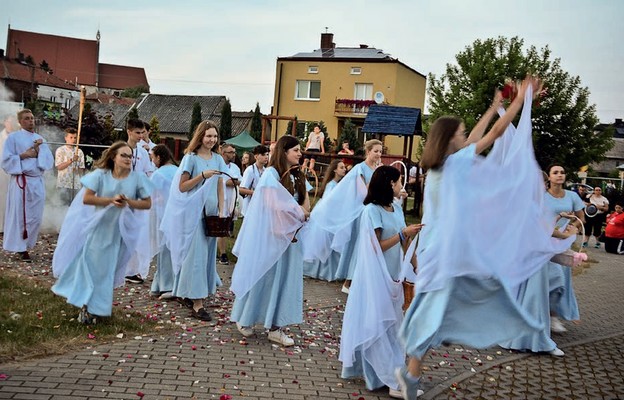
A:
[1,235,623,399]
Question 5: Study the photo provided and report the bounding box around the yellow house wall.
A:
[272,59,425,160]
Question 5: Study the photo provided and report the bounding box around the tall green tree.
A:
[250,102,263,141]
[220,98,233,140]
[149,115,161,144]
[121,86,149,98]
[127,106,139,121]
[427,36,613,174]
[189,102,202,140]
[338,119,361,154]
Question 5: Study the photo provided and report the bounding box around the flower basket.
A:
[203,171,237,238]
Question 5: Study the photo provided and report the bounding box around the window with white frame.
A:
[308,66,319,74]
[295,80,321,100]
[354,83,373,100]
[350,67,362,75]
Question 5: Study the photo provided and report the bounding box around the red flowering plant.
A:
[335,99,377,108]
[501,78,546,107]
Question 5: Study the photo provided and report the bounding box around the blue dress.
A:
[230,169,305,329]
[544,190,584,320]
[172,153,226,300]
[334,162,375,280]
[342,203,406,390]
[52,169,152,316]
[150,164,178,294]
[303,180,341,281]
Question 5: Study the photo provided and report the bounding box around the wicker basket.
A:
[203,171,238,238]
[550,215,586,268]
[402,280,414,312]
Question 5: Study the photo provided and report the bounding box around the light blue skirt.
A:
[548,261,580,320]
[499,267,557,352]
[400,277,543,359]
[231,241,303,329]
[151,246,175,293]
[342,350,386,390]
[303,250,340,281]
[334,218,361,280]
[172,225,221,299]
[52,214,122,316]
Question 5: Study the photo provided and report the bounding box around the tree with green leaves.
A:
[127,106,139,121]
[250,102,263,142]
[427,36,613,174]
[220,98,232,140]
[189,102,202,140]
[121,86,149,98]
[338,119,361,154]
[149,115,161,144]
[284,118,304,138]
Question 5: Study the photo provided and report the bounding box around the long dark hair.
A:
[364,165,401,206]
[269,135,306,205]
[152,144,178,167]
[319,159,343,197]
[420,116,462,170]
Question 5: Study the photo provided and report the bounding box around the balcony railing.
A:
[334,99,377,116]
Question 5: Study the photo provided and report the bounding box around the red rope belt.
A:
[16,174,28,240]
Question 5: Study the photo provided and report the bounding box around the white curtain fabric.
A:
[230,167,305,298]
[301,165,367,262]
[160,169,221,275]
[339,210,406,389]
[415,87,575,294]
[52,188,142,288]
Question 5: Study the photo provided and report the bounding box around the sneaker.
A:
[191,307,212,321]
[341,284,350,295]
[548,347,565,357]
[236,323,254,338]
[389,387,404,399]
[20,251,32,263]
[78,306,96,325]
[218,254,229,265]
[268,329,295,347]
[594,243,601,248]
[395,367,424,399]
[581,242,588,248]
[125,274,144,284]
[158,291,175,300]
[550,316,567,333]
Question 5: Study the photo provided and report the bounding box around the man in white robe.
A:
[0,114,20,233]
[1,109,54,261]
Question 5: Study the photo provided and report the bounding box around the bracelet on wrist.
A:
[398,231,405,243]
[201,171,206,179]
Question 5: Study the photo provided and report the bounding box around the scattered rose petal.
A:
[137,391,145,398]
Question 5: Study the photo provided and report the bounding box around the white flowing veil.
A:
[160,169,221,275]
[53,187,144,288]
[339,207,405,388]
[415,87,575,294]
[148,166,175,259]
[230,167,305,298]
[301,163,368,262]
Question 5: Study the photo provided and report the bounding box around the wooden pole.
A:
[76,86,86,145]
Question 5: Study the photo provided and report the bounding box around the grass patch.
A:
[0,272,165,363]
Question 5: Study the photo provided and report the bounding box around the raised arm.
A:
[465,90,503,145]
[475,76,541,155]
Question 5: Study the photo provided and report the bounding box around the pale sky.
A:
[2,0,622,123]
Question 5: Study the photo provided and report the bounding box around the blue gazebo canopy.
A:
[362,105,422,136]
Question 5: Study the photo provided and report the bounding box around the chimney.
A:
[616,118,622,125]
[0,49,4,58]
[320,33,334,50]
[359,44,369,49]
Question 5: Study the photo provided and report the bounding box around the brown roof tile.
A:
[98,63,149,91]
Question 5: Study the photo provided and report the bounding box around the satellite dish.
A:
[374,91,385,104]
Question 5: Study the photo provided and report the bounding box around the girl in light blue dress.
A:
[148,145,179,299]
[499,164,583,355]
[303,160,346,281]
[397,78,572,400]
[332,140,381,291]
[230,135,311,347]
[52,142,152,324]
[340,166,422,399]
[168,121,227,321]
